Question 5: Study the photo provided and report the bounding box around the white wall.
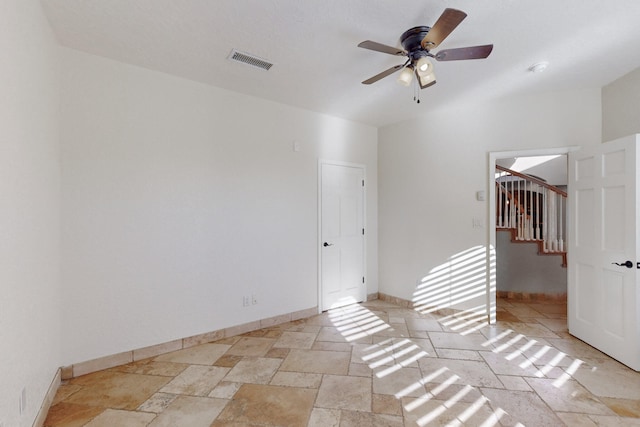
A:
[496,231,567,294]
[378,89,601,308]
[602,67,640,142]
[60,48,378,365]
[0,1,61,426]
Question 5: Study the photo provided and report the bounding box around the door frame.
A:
[487,146,577,323]
[318,159,367,313]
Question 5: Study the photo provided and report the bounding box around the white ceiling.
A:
[41,0,640,127]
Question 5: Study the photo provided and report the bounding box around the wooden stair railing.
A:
[496,165,567,267]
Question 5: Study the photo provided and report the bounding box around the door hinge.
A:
[362,228,365,235]
[362,276,365,284]
[362,179,365,187]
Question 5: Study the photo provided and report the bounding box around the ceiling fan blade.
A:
[421,8,467,50]
[434,44,494,61]
[362,64,404,85]
[358,40,407,56]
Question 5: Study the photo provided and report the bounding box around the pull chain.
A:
[413,78,421,104]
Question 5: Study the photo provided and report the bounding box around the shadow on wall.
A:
[412,246,494,324]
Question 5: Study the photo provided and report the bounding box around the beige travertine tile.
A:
[498,321,560,338]
[401,396,499,427]
[225,337,274,357]
[183,329,224,348]
[535,317,568,332]
[405,317,443,332]
[556,412,599,426]
[423,382,484,404]
[136,392,177,413]
[600,396,640,418]
[111,359,187,377]
[371,323,410,338]
[307,407,340,427]
[153,343,231,365]
[373,366,426,398]
[417,358,503,389]
[316,326,351,343]
[479,350,541,377]
[44,402,105,427]
[352,342,396,367]
[270,371,322,388]
[311,341,353,352]
[83,408,155,427]
[224,320,261,337]
[159,365,229,396]
[315,374,371,411]
[503,305,545,318]
[571,358,640,399]
[527,377,614,415]
[497,375,532,391]
[264,347,289,359]
[208,381,242,399]
[434,348,483,361]
[260,313,291,328]
[213,384,316,426]
[587,414,640,426]
[429,331,492,351]
[212,354,243,368]
[280,349,351,375]
[339,410,404,426]
[51,383,83,405]
[520,343,575,369]
[481,388,564,426]
[45,299,640,427]
[133,340,182,361]
[73,351,133,377]
[273,331,317,349]
[148,396,227,427]
[348,362,373,377]
[372,393,403,416]
[224,357,282,384]
[66,371,171,410]
[528,302,567,315]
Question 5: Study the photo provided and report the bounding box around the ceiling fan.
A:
[358,8,493,91]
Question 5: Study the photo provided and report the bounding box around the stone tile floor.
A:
[44,298,640,426]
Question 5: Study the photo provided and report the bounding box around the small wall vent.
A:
[227,49,274,71]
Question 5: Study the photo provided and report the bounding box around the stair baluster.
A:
[495,165,567,267]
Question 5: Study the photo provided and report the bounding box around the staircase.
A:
[496,165,567,267]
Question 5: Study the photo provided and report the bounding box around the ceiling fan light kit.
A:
[416,57,433,75]
[358,8,493,99]
[397,66,414,86]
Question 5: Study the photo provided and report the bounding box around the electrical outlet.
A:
[242,296,250,307]
[251,294,257,305]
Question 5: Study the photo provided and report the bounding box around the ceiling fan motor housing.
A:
[400,26,433,63]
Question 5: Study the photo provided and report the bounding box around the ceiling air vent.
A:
[227,49,274,71]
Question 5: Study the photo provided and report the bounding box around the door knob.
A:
[323,242,333,247]
[612,260,633,268]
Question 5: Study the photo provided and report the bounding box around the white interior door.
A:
[320,162,365,311]
[568,134,640,370]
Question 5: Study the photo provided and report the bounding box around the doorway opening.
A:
[488,147,574,323]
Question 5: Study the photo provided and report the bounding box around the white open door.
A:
[319,162,365,311]
[568,134,640,370]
